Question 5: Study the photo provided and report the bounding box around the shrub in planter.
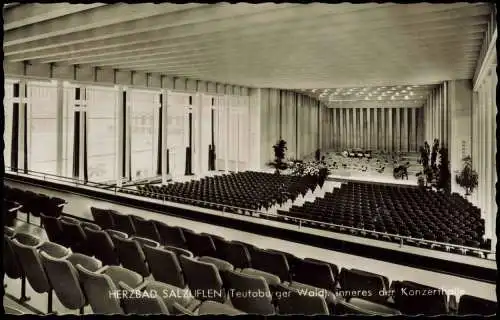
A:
[455,156,478,196]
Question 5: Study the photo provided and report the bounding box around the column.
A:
[373,108,378,150]
[395,107,400,152]
[403,108,409,152]
[161,90,169,184]
[353,108,357,148]
[332,109,336,150]
[18,80,27,172]
[411,108,416,152]
[388,108,393,152]
[380,109,385,151]
[339,109,343,149]
[116,86,124,187]
[490,67,497,248]
[359,108,364,149]
[443,82,448,147]
[484,73,492,240]
[78,87,86,180]
[346,109,350,149]
[225,95,229,172]
[367,108,371,150]
[56,80,64,176]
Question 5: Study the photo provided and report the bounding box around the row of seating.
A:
[132,171,319,212]
[63,207,496,315]
[4,227,243,315]
[4,185,66,223]
[277,181,489,254]
[4,189,496,315]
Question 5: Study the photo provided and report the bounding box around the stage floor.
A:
[328,170,418,186]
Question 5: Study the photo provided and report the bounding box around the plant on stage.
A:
[417,174,425,188]
[289,161,330,187]
[437,147,451,193]
[268,138,288,170]
[455,156,478,196]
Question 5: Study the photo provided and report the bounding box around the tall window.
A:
[4,80,14,170]
[86,86,118,183]
[129,89,159,180]
[166,92,190,177]
[62,84,75,178]
[28,80,58,175]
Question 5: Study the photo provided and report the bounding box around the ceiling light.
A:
[365,97,369,100]
[391,96,395,100]
[404,96,409,99]
[312,89,317,93]
[410,92,414,96]
[368,93,372,97]
[395,92,400,96]
[402,90,407,93]
[378,97,382,100]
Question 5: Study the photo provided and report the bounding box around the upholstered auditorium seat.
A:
[90,207,115,230]
[179,255,225,303]
[183,230,217,258]
[3,229,25,298]
[276,283,330,315]
[11,235,69,313]
[248,247,290,282]
[293,258,337,293]
[76,265,143,314]
[143,245,187,288]
[109,211,136,235]
[393,280,449,315]
[225,270,276,315]
[164,245,194,258]
[60,216,91,254]
[215,239,252,269]
[457,295,497,315]
[40,252,101,314]
[131,215,161,242]
[118,281,170,315]
[40,213,65,245]
[155,222,187,248]
[84,227,120,266]
[111,235,151,278]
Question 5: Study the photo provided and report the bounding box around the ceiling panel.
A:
[3,2,492,104]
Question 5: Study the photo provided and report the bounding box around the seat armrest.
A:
[95,265,110,274]
[57,203,67,208]
[448,295,457,315]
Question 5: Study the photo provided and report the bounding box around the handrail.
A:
[4,167,494,256]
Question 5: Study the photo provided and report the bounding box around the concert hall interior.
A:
[2,2,498,316]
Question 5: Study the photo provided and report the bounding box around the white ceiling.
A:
[3,2,492,108]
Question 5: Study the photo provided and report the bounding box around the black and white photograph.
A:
[2,1,498,316]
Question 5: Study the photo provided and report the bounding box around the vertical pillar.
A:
[332,108,337,150]
[489,67,497,248]
[353,108,357,148]
[403,108,409,152]
[373,108,378,150]
[395,107,400,152]
[56,81,64,176]
[380,109,385,151]
[225,95,229,172]
[360,108,365,149]
[388,108,393,152]
[116,86,124,187]
[18,80,27,173]
[346,109,351,149]
[161,90,168,184]
[411,108,416,152]
[366,108,371,150]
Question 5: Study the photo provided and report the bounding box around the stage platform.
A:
[328,171,418,186]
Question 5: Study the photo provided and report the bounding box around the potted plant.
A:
[455,156,478,196]
[416,171,425,188]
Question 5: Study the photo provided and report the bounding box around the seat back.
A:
[276,284,329,315]
[11,236,51,293]
[3,234,23,279]
[76,264,124,314]
[224,241,251,269]
[143,245,185,288]
[249,248,289,282]
[183,230,217,257]
[131,216,161,242]
[83,227,120,266]
[393,281,448,315]
[179,255,224,303]
[110,211,135,235]
[145,281,195,313]
[112,236,150,277]
[458,295,497,315]
[40,251,86,310]
[225,270,275,315]
[340,269,387,304]
[40,214,63,244]
[90,207,114,230]
[155,222,187,248]
[294,259,336,292]
[60,218,88,254]
[118,281,170,315]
